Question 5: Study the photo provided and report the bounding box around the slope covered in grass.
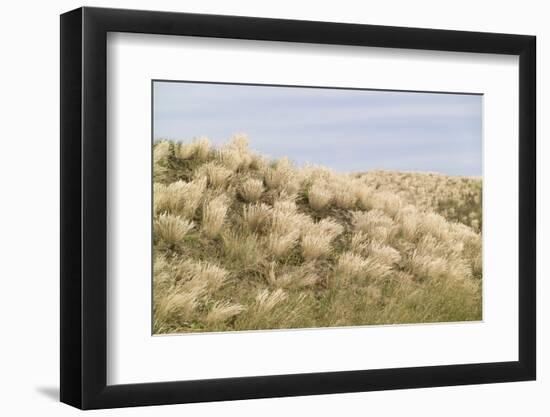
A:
[153,135,482,334]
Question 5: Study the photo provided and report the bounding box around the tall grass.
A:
[202,195,229,238]
[153,137,482,334]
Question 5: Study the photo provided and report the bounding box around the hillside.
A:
[153,135,482,334]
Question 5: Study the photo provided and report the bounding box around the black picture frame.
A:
[60,6,536,410]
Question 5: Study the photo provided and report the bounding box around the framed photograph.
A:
[60,6,536,409]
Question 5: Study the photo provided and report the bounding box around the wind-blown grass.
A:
[153,136,482,334]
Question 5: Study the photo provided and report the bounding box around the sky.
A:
[153,81,482,176]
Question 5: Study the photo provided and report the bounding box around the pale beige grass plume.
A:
[202,195,229,238]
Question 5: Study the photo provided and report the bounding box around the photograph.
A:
[151,81,483,335]
[53,4,537,411]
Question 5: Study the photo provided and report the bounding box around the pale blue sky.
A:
[153,81,482,176]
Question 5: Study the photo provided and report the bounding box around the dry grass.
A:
[195,261,230,292]
[202,195,229,238]
[263,158,294,190]
[301,219,343,260]
[198,162,233,188]
[193,137,211,161]
[153,137,482,334]
[239,178,264,202]
[255,288,288,313]
[267,231,300,258]
[265,262,319,289]
[205,302,245,325]
[242,203,272,232]
[307,182,332,211]
[331,178,358,209]
[154,284,205,330]
[351,209,395,242]
[154,213,194,245]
